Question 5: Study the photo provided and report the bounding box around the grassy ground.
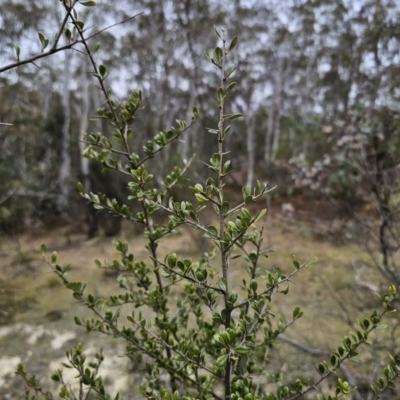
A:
[0,210,397,399]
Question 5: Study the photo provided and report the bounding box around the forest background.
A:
[1,1,400,399]
[1,0,400,235]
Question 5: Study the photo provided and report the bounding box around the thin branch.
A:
[279,335,365,400]
[287,309,390,400]
[0,10,142,74]
[51,1,74,51]
[226,185,276,217]
[134,319,221,380]
[278,335,328,357]
[155,259,224,294]
[232,262,308,310]
[0,187,18,205]
[137,120,197,168]
[0,41,80,73]
[61,4,123,142]
[85,13,144,41]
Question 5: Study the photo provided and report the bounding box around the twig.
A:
[85,13,144,41]
[0,187,18,205]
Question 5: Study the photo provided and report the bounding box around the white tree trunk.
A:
[180,86,196,163]
[264,97,275,165]
[42,61,53,119]
[265,56,284,165]
[246,116,255,188]
[271,58,284,162]
[57,49,71,214]
[78,64,91,194]
[300,54,315,122]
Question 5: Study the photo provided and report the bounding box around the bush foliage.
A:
[6,2,400,400]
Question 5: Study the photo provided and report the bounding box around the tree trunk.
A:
[265,56,284,165]
[246,116,255,188]
[271,57,284,163]
[180,86,196,162]
[78,66,91,194]
[264,98,275,166]
[78,62,99,238]
[57,49,71,214]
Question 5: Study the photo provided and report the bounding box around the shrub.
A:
[11,3,400,400]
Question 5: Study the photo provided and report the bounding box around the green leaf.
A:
[99,64,107,79]
[224,113,243,120]
[38,32,46,44]
[223,160,231,174]
[234,345,249,356]
[51,251,58,263]
[41,244,47,255]
[255,208,267,222]
[80,0,97,5]
[250,279,257,292]
[216,87,225,103]
[59,385,68,397]
[195,193,208,203]
[216,354,228,367]
[38,32,49,52]
[244,195,252,205]
[210,153,221,167]
[212,47,223,67]
[228,221,237,230]
[330,354,337,366]
[318,363,325,374]
[167,253,177,268]
[75,20,85,31]
[14,44,20,60]
[360,318,370,331]
[304,256,317,267]
[214,25,222,39]
[221,201,229,214]
[226,65,236,78]
[207,225,218,237]
[51,373,60,382]
[65,28,72,41]
[376,324,388,330]
[228,36,238,52]
[217,278,227,292]
[194,183,203,192]
[192,105,199,120]
[223,125,231,135]
[293,306,301,319]
[226,82,237,92]
[228,290,238,304]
